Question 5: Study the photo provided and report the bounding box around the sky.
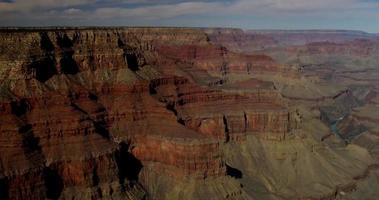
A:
[0,0,379,32]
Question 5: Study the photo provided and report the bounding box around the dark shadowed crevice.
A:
[11,99,30,117]
[148,84,157,95]
[109,187,114,196]
[40,32,54,52]
[117,38,125,48]
[118,38,140,71]
[223,115,230,142]
[177,99,185,106]
[21,127,41,153]
[88,92,98,101]
[18,123,32,134]
[13,101,46,166]
[93,121,111,139]
[0,178,9,200]
[18,123,41,154]
[70,102,88,114]
[177,118,185,126]
[60,53,79,75]
[226,164,242,179]
[56,34,73,49]
[165,102,187,126]
[243,112,248,132]
[116,142,143,188]
[92,165,100,186]
[56,33,79,75]
[18,123,46,168]
[126,53,139,71]
[166,103,178,115]
[27,32,57,82]
[24,31,56,82]
[28,56,58,83]
[43,167,63,200]
[96,188,103,199]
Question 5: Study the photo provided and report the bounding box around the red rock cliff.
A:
[0,27,295,199]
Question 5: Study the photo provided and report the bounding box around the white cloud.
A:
[63,8,82,15]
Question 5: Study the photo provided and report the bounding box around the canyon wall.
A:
[2,27,374,200]
[0,28,294,199]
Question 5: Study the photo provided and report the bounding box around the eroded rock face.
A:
[0,28,294,199]
[2,27,376,200]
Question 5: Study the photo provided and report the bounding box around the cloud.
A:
[226,0,379,14]
[1,0,378,16]
[0,0,378,32]
[93,1,225,19]
[63,8,82,15]
[88,0,379,21]
[0,0,222,12]
[0,0,95,12]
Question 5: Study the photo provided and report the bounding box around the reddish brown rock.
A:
[0,27,296,199]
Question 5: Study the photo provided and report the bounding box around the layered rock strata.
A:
[0,27,295,199]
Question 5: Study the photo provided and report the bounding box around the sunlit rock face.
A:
[0,27,379,200]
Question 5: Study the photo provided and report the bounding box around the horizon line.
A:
[0,26,377,34]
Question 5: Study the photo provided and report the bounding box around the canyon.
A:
[0,27,378,199]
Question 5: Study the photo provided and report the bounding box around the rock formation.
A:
[0,27,378,199]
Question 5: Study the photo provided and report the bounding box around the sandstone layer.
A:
[0,27,378,200]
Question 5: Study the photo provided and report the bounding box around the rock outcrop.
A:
[1,27,377,200]
[0,28,293,199]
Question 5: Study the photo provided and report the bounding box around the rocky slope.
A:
[0,27,378,200]
[206,28,379,199]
